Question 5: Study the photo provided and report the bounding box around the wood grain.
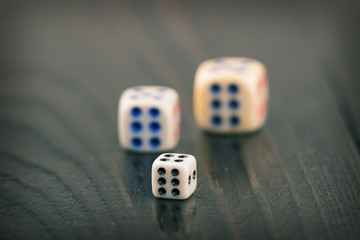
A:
[0,0,359,239]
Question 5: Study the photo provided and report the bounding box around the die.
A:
[193,57,269,133]
[152,153,197,200]
[118,86,181,152]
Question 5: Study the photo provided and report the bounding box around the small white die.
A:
[152,153,197,200]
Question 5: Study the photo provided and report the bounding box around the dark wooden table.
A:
[1,0,359,239]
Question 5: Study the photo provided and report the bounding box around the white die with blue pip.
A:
[118,86,181,152]
[152,153,197,200]
[193,57,269,133]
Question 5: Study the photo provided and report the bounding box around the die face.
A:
[195,79,251,132]
[194,57,268,133]
[152,153,197,200]
[118,86,180,152]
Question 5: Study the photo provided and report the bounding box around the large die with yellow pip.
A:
[193,57,269,133]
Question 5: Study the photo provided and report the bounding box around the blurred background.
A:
[0,0,359,239]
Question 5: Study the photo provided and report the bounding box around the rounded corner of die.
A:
[151,154,162,167]
[151,188,159,198]
[197,58,212,69]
